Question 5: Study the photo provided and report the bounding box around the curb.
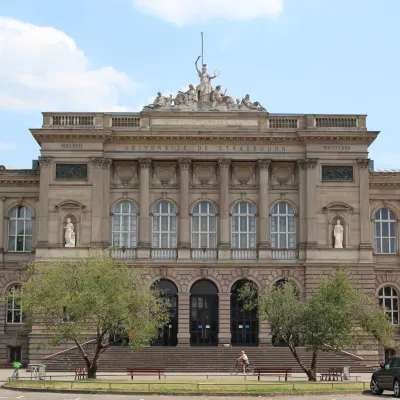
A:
[2,386,370,397]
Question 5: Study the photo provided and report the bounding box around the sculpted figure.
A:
[174,84,198,105]
[64,218,76,248]
[195,56,217,102]
[146,92,168,108]
[240,94,266,111]
[210,85,236,108]
[334,219,344,248]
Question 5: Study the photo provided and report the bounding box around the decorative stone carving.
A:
[91,157,112,169]
[56,164,88,179]
[322,166,353,181]
[333,220,344,249]
[218,159,231,169]
[195,56,218,102]
[146,92,172,109]
[210,85,235,109]
[38,156,52,167]
[160,267,167,278]
[357,158,371,169]
[201,268,208,278]
[117,167,135,186]
[174,85,198,106]
[257,160,271,170]
[139,159,152,169]
[195,167,213,187]
[298,159,318,169]
[282,268,290,278]
[240,268,250,277]
[178,159,191,170]
[235,167,252,186]
[64,218,76,247]
[240,94,265,111]
[322,202,353,214]
[156,168,174,186]
[274,168,292,186]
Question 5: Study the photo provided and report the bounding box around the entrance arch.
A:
[190,280,219,346]
[231,280,258,346]
[152,279,178,346]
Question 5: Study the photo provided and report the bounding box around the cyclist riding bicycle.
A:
[237,350,249,375]
[12,361,21,379]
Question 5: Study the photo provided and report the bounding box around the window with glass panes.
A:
[152,201,177,248]
[271,202,296,249]
[231,202,256,249]
[8,206,32,252]
[191,202,217,248]
[112,201,138,248]
[6,285,23,324]
[379,286,399,325]
[374,208,397,254]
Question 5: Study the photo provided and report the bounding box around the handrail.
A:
[323,343,364,361]
[44,338,97,359]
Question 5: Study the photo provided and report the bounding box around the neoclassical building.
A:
[1,78,400,367]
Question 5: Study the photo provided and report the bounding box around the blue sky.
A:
[0,0,399,169]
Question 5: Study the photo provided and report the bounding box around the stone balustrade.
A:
[271,249,299,260]
[41,112,367,131]
[231,249,258,260]
[191,249,218,260]
[151,249,177,260]
[110,249,137,259]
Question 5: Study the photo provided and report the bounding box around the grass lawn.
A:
[4,378,368,393]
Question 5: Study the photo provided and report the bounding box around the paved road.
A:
[0,389,397,400]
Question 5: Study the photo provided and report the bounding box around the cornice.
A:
[370,182,400,189]
[0,178,40,186]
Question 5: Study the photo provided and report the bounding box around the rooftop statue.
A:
[195,55,218,102]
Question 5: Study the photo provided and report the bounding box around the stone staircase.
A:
[45,345,374,374]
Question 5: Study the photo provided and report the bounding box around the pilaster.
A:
[257,160,271,259]
[138,159,151,257]
[297,160,307,259]
[90,157,105,246]
[218,159,231,259]
[305,159,318,257]
[102,158,112,246]
[36,157,52,247]
[178,159,191,258]
[218,293,231,345]
[0,197,5,254]
[177,293,190,346]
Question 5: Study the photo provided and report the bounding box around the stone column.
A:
[102,159,112,246]
[138,159,152,252]
[358,159,373,259]
[177,293,190,346]
[90,157,104,246]
[218,159,231,259]
[305,159,318,251]
[297,160,307,255]
[36,157,52,247]
[218,293,231,345]
[0,197,5,253]
[257,160,271,252]
[178,159,191,254]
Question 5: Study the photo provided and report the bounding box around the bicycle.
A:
[229,360,254,375]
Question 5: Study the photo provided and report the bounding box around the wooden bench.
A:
[254,368,292,381]
[127,368,165,380]
[320,367,343,381]
[75,367,88,380]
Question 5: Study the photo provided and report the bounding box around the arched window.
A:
[8,206,32,252]
[374,208,397,254]
[191,202,217,248]
[271,202,296,249]
[152,201,177,248]
[379,286,399,325]
[112,201,138,248]
[231,202,256,249]
[6,285,23,324]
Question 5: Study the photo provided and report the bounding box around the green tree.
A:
[240,268,395,381]
[16,255,170,378]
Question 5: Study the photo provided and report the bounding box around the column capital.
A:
[357,158,371,169]
[0,197,5,202]
[90,157,112,169]
[38,156,52,167]
[257,159,271,170]
[298,158,318,169]
[218,159,231,169]
[178,158,191,170]
[139,158,152,169]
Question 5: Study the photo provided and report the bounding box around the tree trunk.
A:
[288,344,317,381]
[87,362,98,379]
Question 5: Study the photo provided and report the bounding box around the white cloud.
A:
[132,0,284,25]
[0,17,136,111]
[0,142,16,150]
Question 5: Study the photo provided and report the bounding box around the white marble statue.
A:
[64,218,76,248]
[195,56,217,102]
[334,219,344,248]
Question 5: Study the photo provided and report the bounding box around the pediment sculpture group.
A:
[145,56,266,111]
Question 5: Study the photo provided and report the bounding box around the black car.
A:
[371,356,400,397]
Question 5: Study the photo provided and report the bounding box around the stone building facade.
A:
[0,106,399,366]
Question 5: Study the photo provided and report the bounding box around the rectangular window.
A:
[55,164,88,179]
[322,166,353,181]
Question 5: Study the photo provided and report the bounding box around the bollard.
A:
[109,382,111,390]
[70,381,73,389]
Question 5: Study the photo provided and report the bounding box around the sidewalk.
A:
[0,368,373,383]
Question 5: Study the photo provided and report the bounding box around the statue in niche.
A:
[333,219,344,249]
[64,218,76,248]
[195,56,218,102]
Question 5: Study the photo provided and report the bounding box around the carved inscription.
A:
[151,118,258,127]
[61,144,83,149]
